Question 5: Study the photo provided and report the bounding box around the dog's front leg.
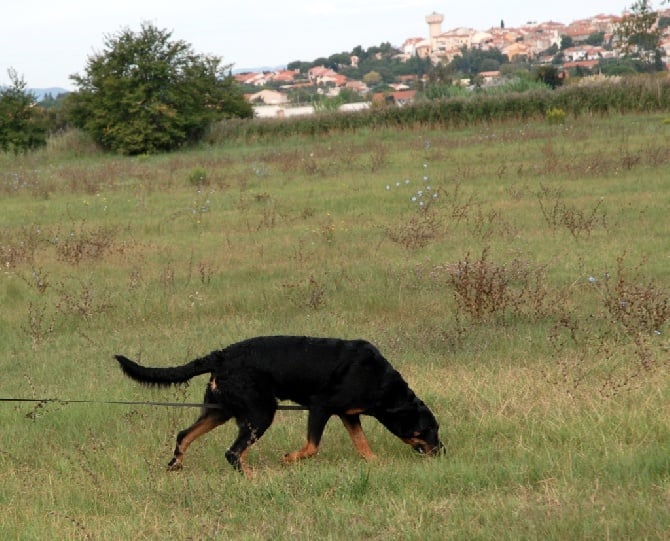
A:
[339,413,377,461]
[283,407,330,463]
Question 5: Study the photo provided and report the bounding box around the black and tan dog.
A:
[115,336,443,475]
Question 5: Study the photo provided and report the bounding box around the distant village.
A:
[235,9,670,117]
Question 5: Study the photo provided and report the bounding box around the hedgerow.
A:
[208,76,670,143]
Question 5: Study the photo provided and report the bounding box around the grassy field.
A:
[1,113,669,539]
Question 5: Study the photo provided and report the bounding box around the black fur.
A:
[115,336,443,475]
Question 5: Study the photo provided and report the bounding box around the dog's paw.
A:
[166,458,183,471]
[282,451,300,463]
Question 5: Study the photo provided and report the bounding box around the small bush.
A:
[546,107,567,125]
[187,167,208,186]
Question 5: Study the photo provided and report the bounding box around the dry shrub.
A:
[447,248,549,322]
[386,209,442,250]
[601,254,670,335]
[0,224,45,268]
[55,223,117,265]
[536,184,607,239]
[282,275,328,310]
[53,277,113,321]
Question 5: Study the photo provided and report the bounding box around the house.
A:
[246,90,288,105]
[402,37,430,58]
[372,89,417,107]
[234,72,269,86]
[345,80,370,94]
[478,71,501,84]
[563,60,600,72]
[307,66,338,83]
[272,69,301,84]
[433,27,477,60]
[563,46,607,62]
[471,31,495,50]
[502,42,532,62]
[565,19,598,42]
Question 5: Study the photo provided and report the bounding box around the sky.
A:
[1,0,632,90]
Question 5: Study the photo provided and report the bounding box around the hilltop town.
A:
[235,9,670,115]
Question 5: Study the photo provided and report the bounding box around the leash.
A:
[0,397,307,411]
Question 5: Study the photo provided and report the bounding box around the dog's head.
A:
[376,382,444,456]
[396,400,444,456]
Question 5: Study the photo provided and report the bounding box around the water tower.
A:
[426,11,444,41]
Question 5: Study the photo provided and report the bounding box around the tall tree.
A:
[615,0,664,71]
[0,68,47,153]
[68,23,252,155]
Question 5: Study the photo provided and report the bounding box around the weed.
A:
[53,277,113,321]
[447,248,550,323]
[18,266,50,294]
[386,209,442,250]
[368,143,388,172]
[546,254,669,399]
[197,260,215,285]
[160,261,176,295]
[536,184,607,239]
[23,301,55,348]
[385,165,445,249]
[54,222,117,265]
[168,186,215,227]
[282,275,328,310]
[47,511,93,540]
[127,267,144,291]
[0,224,45,268]
[599,254,670,335]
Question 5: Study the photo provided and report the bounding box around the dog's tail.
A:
[114,352,220,387]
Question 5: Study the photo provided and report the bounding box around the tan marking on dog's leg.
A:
[238,447,254,478]
[340,416,376,461]
[169,415,223,470]
[282,440,319,463]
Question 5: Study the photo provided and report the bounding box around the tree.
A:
[0,68,47,153]
[534,65,564,89]
[68,23,252,155]
[560,35,574,50]
[615,0,664,71]
[448,47,509,76]
[363,70,382,86]
[586,31,606,46]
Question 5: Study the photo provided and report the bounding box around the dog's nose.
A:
[432,440,446,456]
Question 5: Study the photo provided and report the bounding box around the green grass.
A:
[1,114,669,539]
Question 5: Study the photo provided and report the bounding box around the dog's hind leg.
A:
[168,409,230,471]
[283,407,331,463]
[225,409,275,477]
[339,413,377,461]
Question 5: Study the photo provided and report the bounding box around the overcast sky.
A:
[1,0,630,90]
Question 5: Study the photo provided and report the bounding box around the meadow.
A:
[0,112,669,539]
